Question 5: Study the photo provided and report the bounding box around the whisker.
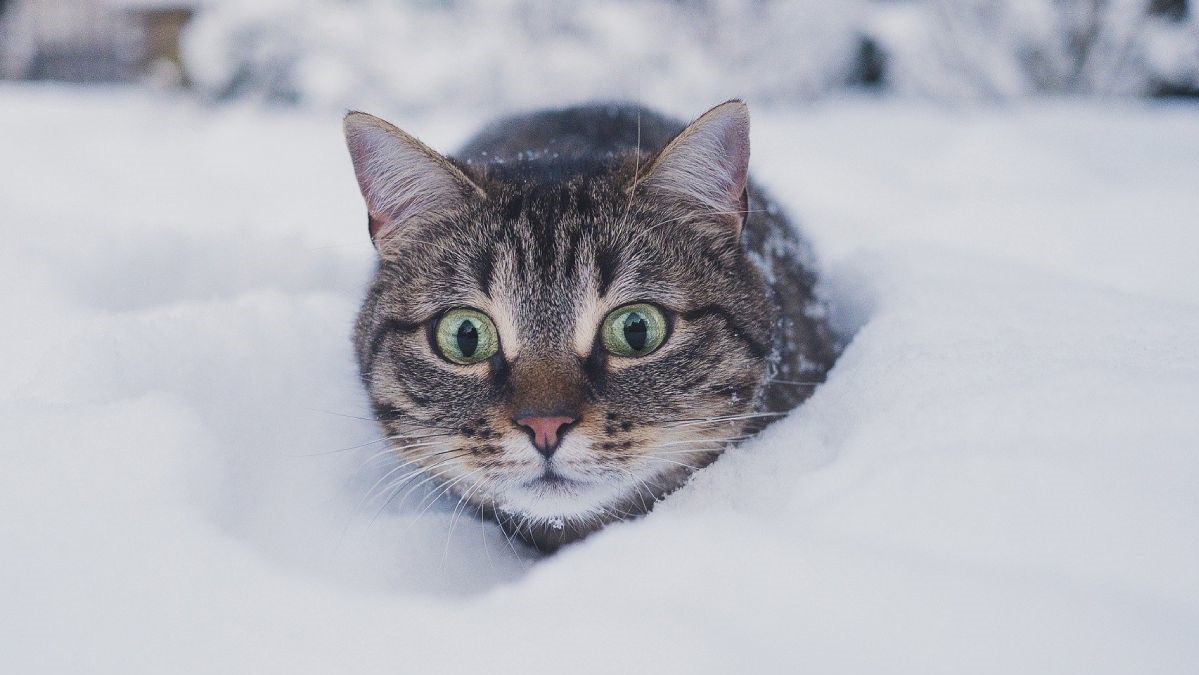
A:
[353,440,456,477]
[655,436,750,448]
[362,450,468,518]
[377,417,456,432]
[614,467,655,514]
[479,495,497,570]
[443,471,488,562]
[515,512,534,550]
[294,432,452,458]
[638,456,702,471]
[498,503,525,557]
[336,450,465,547]
[616,107,644,231]
[307,407,379,422]
[385,431,457,442]
[652,445,744,456]
[663,411,788,428]
[357,447,466,514]
[364,458,462,531]
[290,436,391,458]
[407,467,483,537]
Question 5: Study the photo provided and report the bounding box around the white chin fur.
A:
[488,433,641,521]
[495,477,629,521]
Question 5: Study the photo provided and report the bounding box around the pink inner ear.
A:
[700,104,750,196]
[647,102,750,216]
[367,213,400,244]
[344,114,474,248]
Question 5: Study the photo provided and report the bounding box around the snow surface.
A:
[2,85,1198,673]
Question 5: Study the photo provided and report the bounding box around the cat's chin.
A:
[494,473,630,522]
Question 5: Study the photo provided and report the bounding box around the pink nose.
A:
[515,415,577,457]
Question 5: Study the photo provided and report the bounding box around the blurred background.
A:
[2,0,1197,112]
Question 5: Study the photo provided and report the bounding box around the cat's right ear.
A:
[343,111,486,250]
[638,100,750,237]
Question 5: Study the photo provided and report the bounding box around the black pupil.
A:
[623,312,648,351]
[456,320,479,357]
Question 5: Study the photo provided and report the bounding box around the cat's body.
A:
[346,102,836,551]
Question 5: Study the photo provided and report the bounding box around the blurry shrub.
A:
[180,0,869,111]
[181,0,1199,109]
[870,0,1199,98]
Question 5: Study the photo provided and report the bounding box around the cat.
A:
[343,100,838,551]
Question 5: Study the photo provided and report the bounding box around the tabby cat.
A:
[344,100,837,551]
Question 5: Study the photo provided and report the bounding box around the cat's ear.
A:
[343,111,486,250]
[640,100,750,234]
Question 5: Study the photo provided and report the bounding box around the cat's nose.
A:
[514,415,578,458]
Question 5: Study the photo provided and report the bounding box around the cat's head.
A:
[344,102,775,542]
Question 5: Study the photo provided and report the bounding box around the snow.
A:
[178,0,1199,110]
[180,0,869,111]
[2,84,1198,673]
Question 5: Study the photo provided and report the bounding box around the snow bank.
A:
[1,85,1198,673]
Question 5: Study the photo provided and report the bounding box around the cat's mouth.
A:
[497,464,627,519]
[527,468,579,488]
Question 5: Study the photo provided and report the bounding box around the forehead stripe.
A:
[595,246,623,298]
[471,249,494,297]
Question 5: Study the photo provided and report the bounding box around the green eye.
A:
[435,309,499,365]
[601,303,667,357]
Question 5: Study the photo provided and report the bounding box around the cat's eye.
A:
[601,303,667,357]
[435,309,499,365]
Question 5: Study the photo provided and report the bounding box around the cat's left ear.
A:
[343,111,486,251]
[639,100,750,235]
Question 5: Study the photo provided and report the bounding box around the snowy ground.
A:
[2,85,1198,673]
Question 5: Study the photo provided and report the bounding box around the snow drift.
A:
[1,86,1198,673]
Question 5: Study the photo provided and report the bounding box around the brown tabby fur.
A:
[345,101,837,551]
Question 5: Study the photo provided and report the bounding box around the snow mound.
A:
[1,86,1198,673]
